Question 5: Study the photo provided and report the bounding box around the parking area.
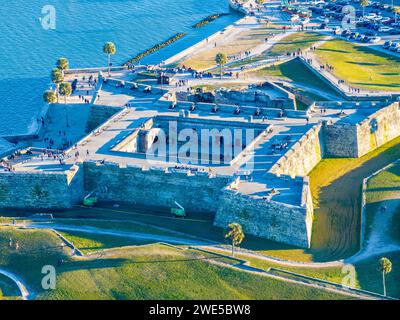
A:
[310,0,399,37]
[274,1,400,52]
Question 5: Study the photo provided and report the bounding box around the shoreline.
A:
[1,4,244,141]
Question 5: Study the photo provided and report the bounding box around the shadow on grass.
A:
[310,139,400,262]
[317,48,349,53]
[346,61,380,66]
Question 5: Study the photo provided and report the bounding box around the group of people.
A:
[0,159,14,172]
[192,71,213,79]
[320,63,335,72]
[78,95,91,104]
[175,79,189,87]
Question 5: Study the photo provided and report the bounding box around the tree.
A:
[43,90,57,104]
[256,0,265,5]
[59,82,72,104]
[103,42,116,76]
[225,223,245,257]
[379,257,392,296]
[394,7,400,23]
[51,68,64,102]
[215,52,228,79]
[360,0,369,17]
[56,57,69,72]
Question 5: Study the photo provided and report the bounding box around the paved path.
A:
[348,200,400,263]
[30,223,213,247]
[0,269,30,300]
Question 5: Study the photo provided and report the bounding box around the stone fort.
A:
[1,68,400,249]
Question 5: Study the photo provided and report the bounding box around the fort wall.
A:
[83,161,232,214]
[0,165,83,209]
[214,176,313,248]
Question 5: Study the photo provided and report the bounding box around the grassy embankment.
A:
[178,23,283,70]
[314,39,400,92]
[248,58,340,102]
[0,227,349,300]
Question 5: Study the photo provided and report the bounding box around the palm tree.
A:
[215,52,228,80]
[56,57,69,72]
[59,82,72,127]
[379,257,392,296]
[43,90,57,104]
[51,68,64,103]
[225,223,245,257]
[59,82,72,104]
[103,42,116,76]
[360,0,369,17]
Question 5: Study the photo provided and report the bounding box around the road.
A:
[0,269,30,300]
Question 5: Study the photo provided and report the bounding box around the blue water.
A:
[0,0,240,136]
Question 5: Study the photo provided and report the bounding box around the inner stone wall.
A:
[86,105,123,132]
[269,124,323,177]
[323,122,358,157]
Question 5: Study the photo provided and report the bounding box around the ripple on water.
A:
[0,0,241,136]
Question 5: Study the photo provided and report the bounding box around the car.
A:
[373,16,384,22]
[301,18,310,25]
[389,29,400,35]
[362,36,370,42]
[318,23,327,29]
[397,47,400,53]
[365,30,378,36]
[341,29,350,37]
[383,40,393,48]
[369,36,381,43]
[349,32,359,39]
[389,42,400,50]
[365,13,377,19]
[378,26,393,33]
[381,17,392,24]
[356,33,364,40]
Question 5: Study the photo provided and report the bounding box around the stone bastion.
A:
[1,78,399,249]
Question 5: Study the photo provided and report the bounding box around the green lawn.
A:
[58,230,151,254]
[366,162,400,204]
[38,244,350,300]
[268,32,325,56]
[364,161,400,244]
[355,251,400,298]
[0,227,71,293]
[315,39,400,91]
[0,227,350,300]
